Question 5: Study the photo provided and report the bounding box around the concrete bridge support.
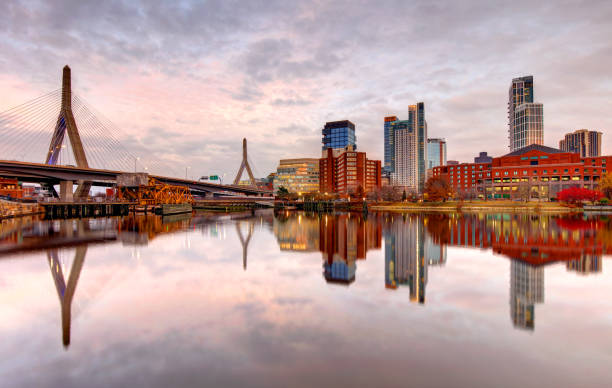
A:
[60,181,74,202]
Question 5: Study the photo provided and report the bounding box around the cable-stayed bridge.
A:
[0,66,271,198]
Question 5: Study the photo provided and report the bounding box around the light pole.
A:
[134,156,140,173]
[185,166,190,180]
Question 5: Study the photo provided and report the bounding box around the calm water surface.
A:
[1,211,611,388]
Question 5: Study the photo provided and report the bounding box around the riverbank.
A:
[368,200,587,213]
[0,200,43,220]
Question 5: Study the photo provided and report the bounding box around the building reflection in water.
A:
[384,214,446,304]
[274,211,382,285]
[2,210,610,349]
[273,211,610,329]
[424,213,611,330]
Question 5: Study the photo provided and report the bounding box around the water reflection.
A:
[272,211,612,330]
[1,210,610,354]
[274,212,382,284]
[0,212,271,349]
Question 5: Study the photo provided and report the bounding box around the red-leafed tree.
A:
[557,187,603,204]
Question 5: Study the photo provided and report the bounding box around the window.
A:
[540,155,548,159]
[530,156,538,159]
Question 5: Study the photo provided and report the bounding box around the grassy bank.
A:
[369,200,581,213]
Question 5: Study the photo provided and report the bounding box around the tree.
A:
[557,187,603,205]
[600,172,612,199]
[380,186,402,201]
[517,182,530,202]
[424,176,454,202]
[276,186,289,198]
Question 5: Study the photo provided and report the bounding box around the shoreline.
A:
[368,201,605,213]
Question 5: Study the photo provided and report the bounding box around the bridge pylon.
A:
[45,65,91,198]
[233,138,257,186]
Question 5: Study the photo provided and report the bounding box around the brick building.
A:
[320,146,382,195]
[432,144,611,200]
[0,178,24,198]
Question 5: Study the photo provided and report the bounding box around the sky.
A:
[0,0,611,179]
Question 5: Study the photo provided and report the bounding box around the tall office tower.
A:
[509,260,544,331]
[427,138,446,170]
[390,103,427,192]
[322,120,356,153]
[559,129,602,157]
[384,116,399,174]
[508,76,543,152]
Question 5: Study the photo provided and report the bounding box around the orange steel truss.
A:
[117,177,193,205]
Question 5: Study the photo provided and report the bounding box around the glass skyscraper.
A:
[386,103,428,193]
[322,120,356,151]
[508,76,543,152]
[427,138,446,170]
[384,116,398,174]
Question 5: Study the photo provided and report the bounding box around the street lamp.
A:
[134,156,140,173]
[185,166,191,180]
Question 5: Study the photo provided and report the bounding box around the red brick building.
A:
[432,144,611,200]
[320,146,382,195]
[0,178,24,198]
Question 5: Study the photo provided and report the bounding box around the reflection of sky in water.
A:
[0,212,611,388]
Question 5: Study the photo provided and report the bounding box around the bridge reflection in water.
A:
[1,210,610,349]
[0,211,269,348]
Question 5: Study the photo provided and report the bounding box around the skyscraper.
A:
[390,103,428,192]
[508,76,543,152]
[384,116,399,174]
[427,138,446,170]
[322,120,356,152]
[559,129,602,157]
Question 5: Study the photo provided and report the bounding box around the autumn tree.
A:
[557,187,603,205]
[600,172,612,199]
[425,176,454,202]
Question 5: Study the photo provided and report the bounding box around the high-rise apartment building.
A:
[273,158,320,194]
[383,116,399,174]
[388,103,428,192]
[427,138,446,170]
[322,120,356,152]
[559,129,602,157]
[319,146,381,195]
[508,76,543,152]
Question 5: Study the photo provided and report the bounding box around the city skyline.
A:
[0,1,610,179]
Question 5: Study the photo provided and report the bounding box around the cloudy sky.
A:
[0,0,610,178]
